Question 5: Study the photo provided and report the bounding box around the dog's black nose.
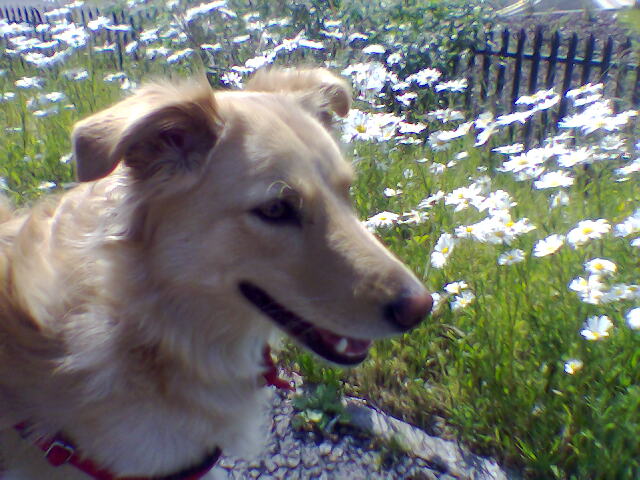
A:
[384,290,433,331]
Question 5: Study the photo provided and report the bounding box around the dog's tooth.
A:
[335,337,348,354]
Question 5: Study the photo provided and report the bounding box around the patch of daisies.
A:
[359,83,638,354]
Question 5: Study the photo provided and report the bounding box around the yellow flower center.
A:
[356,124,367,133]
[442,247,449,254]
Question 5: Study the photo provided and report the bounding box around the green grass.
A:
[286,119,639,478]
[341,136,640,478]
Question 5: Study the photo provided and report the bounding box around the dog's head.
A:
[72,68,432,366]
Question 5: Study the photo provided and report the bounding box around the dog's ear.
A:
[245,68,351,127]
[72,80,221,182]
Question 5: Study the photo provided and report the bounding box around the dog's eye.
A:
[252,199,301,226]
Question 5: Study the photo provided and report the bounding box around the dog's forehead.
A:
[222,92,353,191]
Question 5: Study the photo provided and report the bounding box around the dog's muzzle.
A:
[238,281,373,366]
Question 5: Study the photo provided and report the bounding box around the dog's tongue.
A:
[316,328,372,356]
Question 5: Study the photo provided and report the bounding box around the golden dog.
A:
[0,68,432,479]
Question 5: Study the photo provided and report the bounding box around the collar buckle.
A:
[45,439,75,467]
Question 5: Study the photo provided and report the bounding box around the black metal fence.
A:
[464,25,640,115]
[454,25,640,144]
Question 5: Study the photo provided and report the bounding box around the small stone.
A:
[405,469,438,480]
[308,465,322,477]
[219,457,235,469]
[230,471,249,480]
[207,466,229,478]
[279,438,296,452]
[273,467,289,479]
[362,451,378,466]
[318,442,332,456]
[328,445,344,462]
[437,475,457,480]
[263,458,277,473]
[285,454,300,468]
[275,420,289,437]
[301,450,319,468]
[430,415,447,436]
[280,404,293,416]
[285,470,301,480]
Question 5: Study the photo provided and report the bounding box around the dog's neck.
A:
[5,278,275,476]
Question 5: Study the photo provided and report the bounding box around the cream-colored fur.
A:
[0,68,428,479]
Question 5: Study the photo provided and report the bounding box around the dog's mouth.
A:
[238,281,372,366]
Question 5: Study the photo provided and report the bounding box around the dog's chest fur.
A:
[0,180,275,477]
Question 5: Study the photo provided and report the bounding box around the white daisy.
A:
[451,290,475,311]
[499,148,550,174]
[406,68,442,86]
[383,188,402,197]
[627,308,640,330]
[533,234,565,257]
[417,191,445,210]
[564,359,584,375]
[614,210,640,237]
[492,143,524,155]
[444,281,468,295]
[557,147,593,168]
[498,249,525,265]
[431,233,456,269]
[584,258,617,276]
[566,219,611,247]
[364,211,399,231]
[569,275,607,305]
[430,292,446,314]
[435,79,468,92]
[580,315,613,341]
[534,171,574,189]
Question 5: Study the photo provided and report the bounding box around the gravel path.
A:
[209,387,445,480]
[208,373,514,480]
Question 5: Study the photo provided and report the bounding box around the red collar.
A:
[262,346,296,392]
[13,422,222,480]
[14,347,293,480]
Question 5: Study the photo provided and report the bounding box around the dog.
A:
[0,68,432,479]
